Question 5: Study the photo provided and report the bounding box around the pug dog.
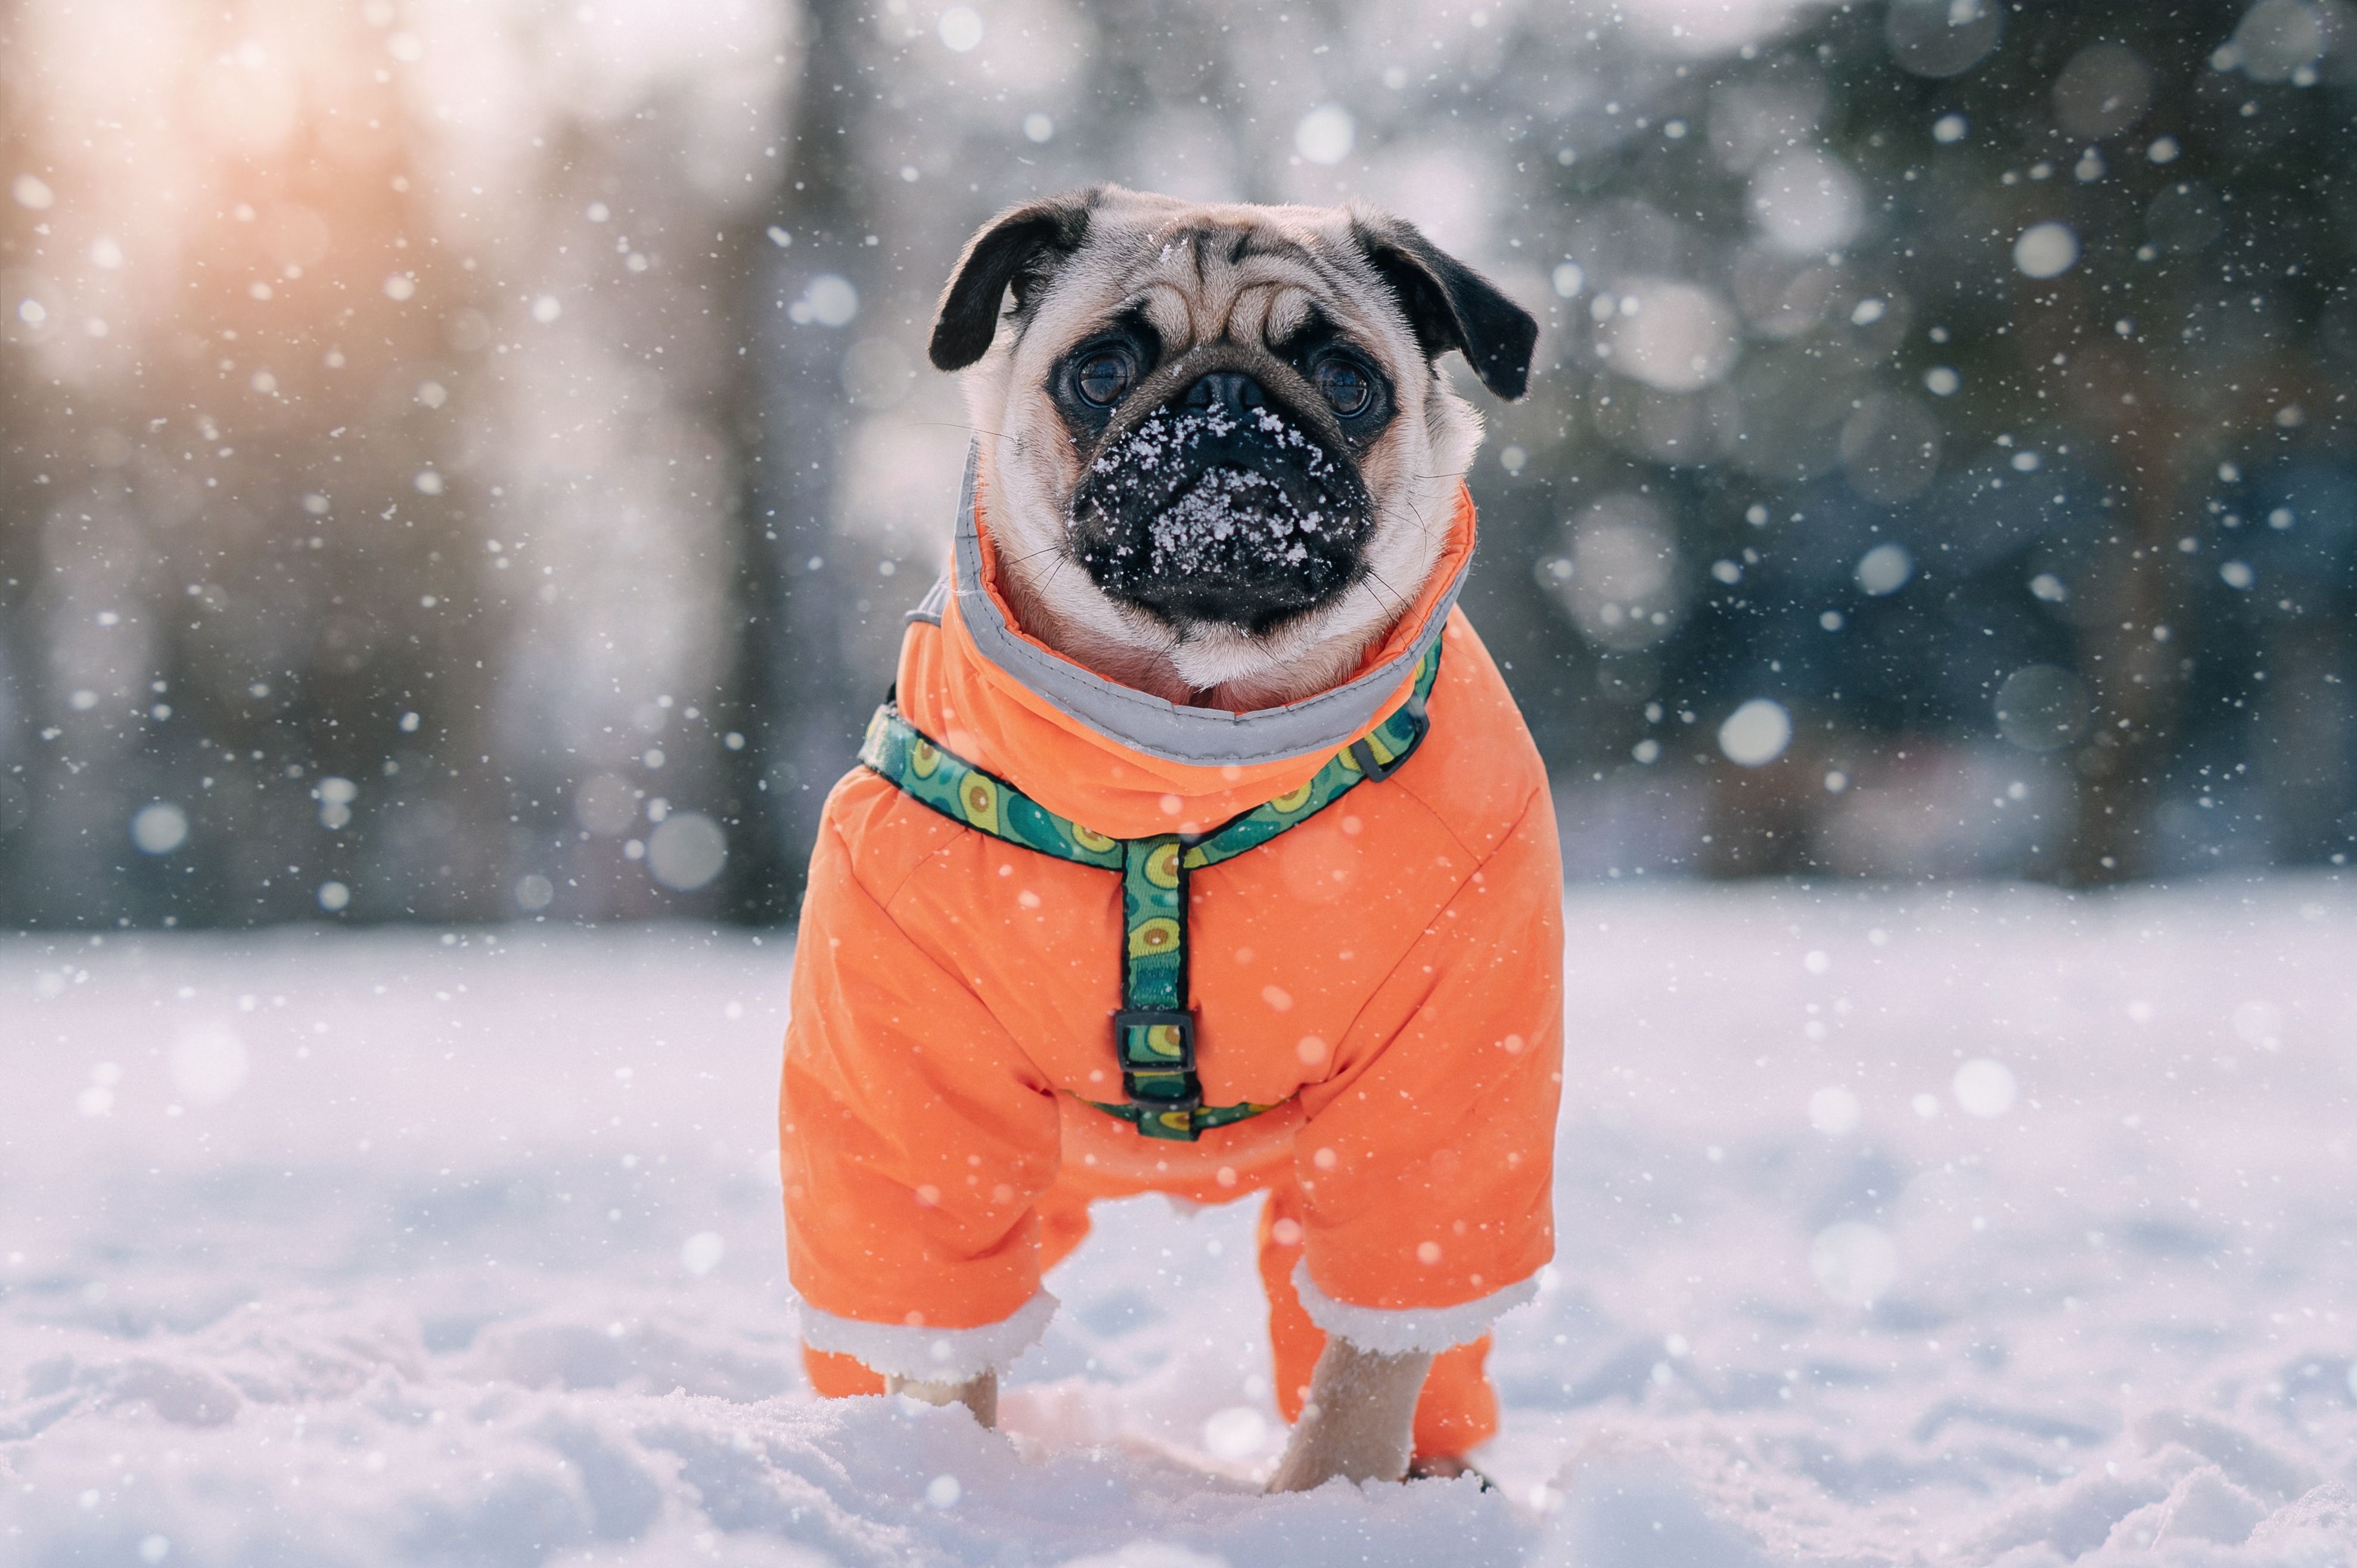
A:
[784,185,1552,1495]
[932,186,1535,714]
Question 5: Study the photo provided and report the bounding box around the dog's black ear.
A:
[1350,215,1538,400]
[928,191,1098,371]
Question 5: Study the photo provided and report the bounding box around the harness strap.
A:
[856,638,1442,1141]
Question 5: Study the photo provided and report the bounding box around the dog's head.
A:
[931,187,1537,709]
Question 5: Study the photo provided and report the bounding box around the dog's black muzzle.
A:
[1069,367,1373,636]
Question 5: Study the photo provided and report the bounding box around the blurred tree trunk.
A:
[2067,427,2191,884]
[2060,345,2325,883]
[0,0,44,917]
[722,0,872,920]
[713,192,802,924]
[2044,303,2199,884]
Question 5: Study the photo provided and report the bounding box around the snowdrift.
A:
[5,880,2353,1565]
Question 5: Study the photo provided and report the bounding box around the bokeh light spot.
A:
[1294,104,1356,165]
[132,803,189,855]
[1719,698,1793,767]
[2013,222,2080,279]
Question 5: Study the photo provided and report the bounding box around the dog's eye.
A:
[1315,358,1373,418]
[1075,350,1135,408]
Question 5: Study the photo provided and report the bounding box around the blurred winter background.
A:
[3,0,2353,926]
[7,3,2357,1566]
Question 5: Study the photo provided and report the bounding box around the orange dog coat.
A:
[781,465,1563,1455]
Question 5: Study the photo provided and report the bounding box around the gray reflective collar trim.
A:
[948,443,1465,769]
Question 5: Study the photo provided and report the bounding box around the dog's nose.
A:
[1181,371,1266,417]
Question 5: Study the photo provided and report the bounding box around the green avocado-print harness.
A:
[857,638,1441,1142]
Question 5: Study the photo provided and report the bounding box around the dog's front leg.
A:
[1266,1338,1433,1492]
[885,1372,999,1428]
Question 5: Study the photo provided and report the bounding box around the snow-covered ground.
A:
[5,880,2355,1567]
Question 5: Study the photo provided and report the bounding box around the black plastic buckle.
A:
[1122,1076,1202,1116]
[1349,735,1399,782]
[1112,1008,1195,1070]
[1350,712,1430,784]
[1113,1008,1199,1111]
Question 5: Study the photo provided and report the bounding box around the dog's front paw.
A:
[884,1371,999,1430]
[1265,1339,1433,1492]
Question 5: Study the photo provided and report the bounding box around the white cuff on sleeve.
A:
[796,1289,1058,1383]
[1291,1262,1538,1355]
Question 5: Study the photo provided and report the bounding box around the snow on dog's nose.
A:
[1068,369,1374,636]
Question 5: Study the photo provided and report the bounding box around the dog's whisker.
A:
[998,541,1072,569]
[912,421,1014,441]
[1358,565,1411,618]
